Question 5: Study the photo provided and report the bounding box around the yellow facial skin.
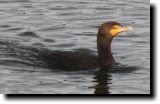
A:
[110,25,132,37]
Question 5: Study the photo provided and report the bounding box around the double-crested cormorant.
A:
[41,21,132,70]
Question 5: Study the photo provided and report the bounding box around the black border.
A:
[150,4,155,98]
[5,5,154,99]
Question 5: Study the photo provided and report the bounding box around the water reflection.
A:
[92,65,138,94]
[92,69,112,94]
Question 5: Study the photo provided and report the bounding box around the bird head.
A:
[98,21,132,37]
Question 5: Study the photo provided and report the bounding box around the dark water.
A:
[0,0,150,94]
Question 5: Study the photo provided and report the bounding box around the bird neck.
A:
[97,34,115,68]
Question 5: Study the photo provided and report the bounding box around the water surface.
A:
[0,0,150,94]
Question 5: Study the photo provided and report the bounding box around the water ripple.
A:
[0,0,150,94]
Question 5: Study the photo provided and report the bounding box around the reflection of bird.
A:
[93,69,112,94]
[41,21,132,70]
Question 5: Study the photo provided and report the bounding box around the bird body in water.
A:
[42,50,98,70]
[41,21,132,70]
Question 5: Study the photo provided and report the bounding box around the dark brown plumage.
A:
[42,50,99,70]
[41,21,132,70]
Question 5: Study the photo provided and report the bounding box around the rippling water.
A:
[0,0,150,94]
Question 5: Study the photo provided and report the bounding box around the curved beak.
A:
[110,25,133,37]
[115,25,133,36]
[120,26,133,32]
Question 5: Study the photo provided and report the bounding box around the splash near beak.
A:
[110,25,133,37]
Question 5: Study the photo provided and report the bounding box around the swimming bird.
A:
[41,21,132,70]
